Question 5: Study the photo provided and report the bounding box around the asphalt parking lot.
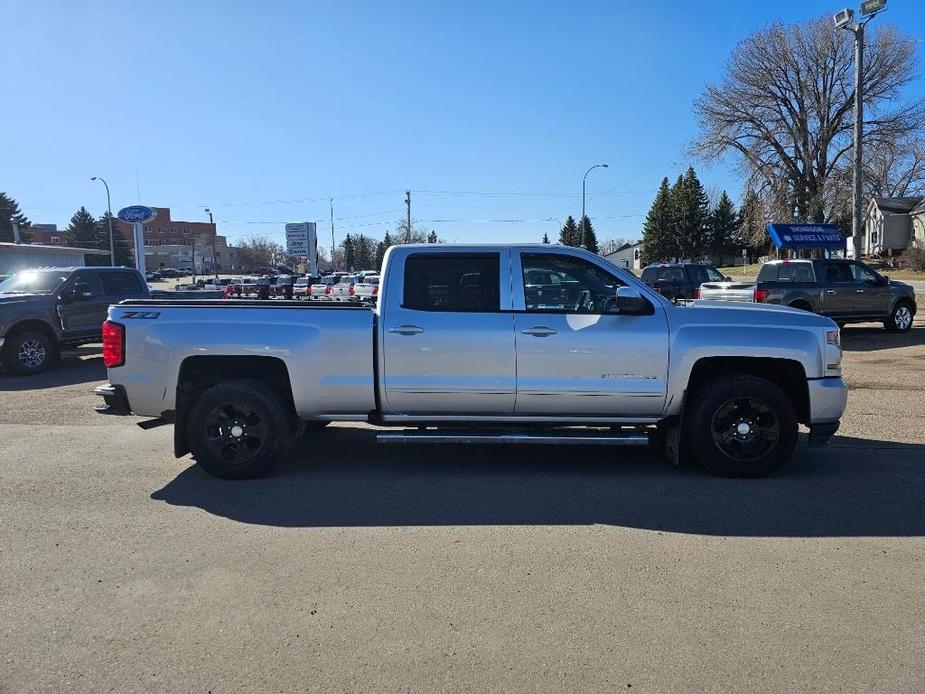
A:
[2,317,924,692]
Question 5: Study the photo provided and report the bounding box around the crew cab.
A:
[95,245,847,480]
[0,267,149,375]
[752,259,916,331]
[640,263,728,301]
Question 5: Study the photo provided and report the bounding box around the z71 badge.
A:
[120,311,161,320]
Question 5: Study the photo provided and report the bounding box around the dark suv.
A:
[756,259,917,332]
[640,263,728,301]
[0,267,150,375]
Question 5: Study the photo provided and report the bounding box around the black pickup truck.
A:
[0,267,149,375]
[639,263,728,301]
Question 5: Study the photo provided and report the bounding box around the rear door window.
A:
[403,254,500,312]
[822,262,854,283]
[74,273,105,296]
[101,271,143,295]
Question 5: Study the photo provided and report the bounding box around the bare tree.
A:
[864,134,925,198]
[693,17,923,225]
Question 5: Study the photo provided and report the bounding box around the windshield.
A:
[0,270,70,294]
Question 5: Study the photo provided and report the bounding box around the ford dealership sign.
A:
[117,205,157,224]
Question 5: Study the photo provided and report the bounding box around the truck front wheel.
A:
[186,379,295,479]
[686,374,797,477]
[2,330,55,375]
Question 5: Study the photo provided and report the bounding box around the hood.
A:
[0,292,55,305]
[676,300,835,329]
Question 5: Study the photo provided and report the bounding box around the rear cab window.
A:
[403,254,500,312]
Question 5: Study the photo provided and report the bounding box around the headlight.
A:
[826,330,840,347]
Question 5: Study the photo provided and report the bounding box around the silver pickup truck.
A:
[94,244,847,479]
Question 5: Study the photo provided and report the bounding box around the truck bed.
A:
[109,300,376,419]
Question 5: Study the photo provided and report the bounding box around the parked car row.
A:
[640,258,916,333]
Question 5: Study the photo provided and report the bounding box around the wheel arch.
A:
[686,356,810,424]
[173,355,296,458]
[4,319,58,346]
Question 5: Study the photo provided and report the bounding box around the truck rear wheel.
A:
[686,374,797,477]
[186,379,294,479]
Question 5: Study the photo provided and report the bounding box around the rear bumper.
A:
[93,383,132,415]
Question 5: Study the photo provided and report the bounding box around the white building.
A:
[603,241,644,271]
[861,196,924,256]
[0,242,110,275]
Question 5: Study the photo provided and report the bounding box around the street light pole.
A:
[835,0,886,259]
[90,176,115,265]
[581,164,608,248]
[205,208,217,278]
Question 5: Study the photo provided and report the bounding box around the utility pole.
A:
[835,0,886,259]
[330,198,335,271]
[852,24,864,259]
[191,236,197,284]
[405,190,411,242]
[205,208,217,278]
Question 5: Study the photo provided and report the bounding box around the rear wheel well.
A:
[174,356,296,457]
[687,357,809,424]
[788,299,812,311]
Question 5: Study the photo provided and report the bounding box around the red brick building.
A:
[115,207,235,271]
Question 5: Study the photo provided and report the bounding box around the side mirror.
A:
[724,275,733,282]
[879,274,890,285]
[72,282,94,300]
[614,286,650,315]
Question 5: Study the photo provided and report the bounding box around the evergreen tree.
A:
[578,215,599,253]
[65,207,98,245]
[375,231,393,272]
[96,211,133,266]
[706,191,739,258]
[351,233,378,269]
[341,233,356,270]
[558,215,579,246]
[0,192,31,243]
[671,167,710,259]
[640,178,675,265]
[427,230,438,243]
[542,233,550,244]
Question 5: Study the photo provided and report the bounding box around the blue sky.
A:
[4,0,923,249]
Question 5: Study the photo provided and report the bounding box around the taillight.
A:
[754,288,769,303]
[349,285,355,296]
[694,287,701,299]
[306,285,312,295]
[372,286,378,296]
[325,285,332,295]
[102,320,125,368]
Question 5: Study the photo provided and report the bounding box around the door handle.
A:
[521,326,558,337]
[389,325,424,335]
[855,289,865,293]
[825,290,837,295]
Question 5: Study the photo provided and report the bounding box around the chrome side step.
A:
[376,429,650,446]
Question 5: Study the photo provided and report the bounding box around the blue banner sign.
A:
[767,223,846,250]
[117,205,157,224]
